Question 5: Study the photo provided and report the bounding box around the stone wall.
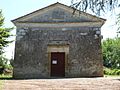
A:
[13,26,103,78]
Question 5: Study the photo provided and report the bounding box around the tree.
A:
[102,37,120,69]
[116,13,120,35]
[0,10,13,55]
[71,0,120,16]
[0,10,13,71]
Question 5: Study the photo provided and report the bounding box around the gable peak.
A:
[12,2,106,23]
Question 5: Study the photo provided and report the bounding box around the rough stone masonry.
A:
[12,2,106,78]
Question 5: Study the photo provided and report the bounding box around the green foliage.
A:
[104,67,120,75]
[0,55,9,67]
[0,10,13,75]
[71,0,119,16]
[0,10,13,54]
[4,64,13,70]
[0,55,13,75]
[0,74,12,78]
[102,37,120,69]
[0,55,13,69]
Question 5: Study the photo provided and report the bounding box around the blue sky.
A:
[0,0,119,59]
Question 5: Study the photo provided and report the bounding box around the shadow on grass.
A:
[0,77,13,80]
[115,79,120,81]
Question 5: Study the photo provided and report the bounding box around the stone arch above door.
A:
[47,45,69,54]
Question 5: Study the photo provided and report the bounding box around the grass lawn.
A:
[104,75,120,77]
[0,74,12,79]
[0,74,12,90]
[0,80,3,90]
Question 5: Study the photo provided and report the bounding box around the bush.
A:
[4,64,13,70]
[0,55,9,67]
[0,55,13,75]
[102,38,120,69]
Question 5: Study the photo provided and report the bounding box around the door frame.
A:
[47,45,69,77]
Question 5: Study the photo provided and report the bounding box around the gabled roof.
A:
[12,2,106,24]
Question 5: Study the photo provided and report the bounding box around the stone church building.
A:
[12,2,106,78]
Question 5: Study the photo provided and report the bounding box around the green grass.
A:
[0,74,12,79]
[0,74,12,90]
[104,67,120,75]
[0,80,3,90]
[104,75,120,77]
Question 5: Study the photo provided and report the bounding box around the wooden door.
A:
[51,52,65,77]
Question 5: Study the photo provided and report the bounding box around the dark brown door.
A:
[51,52,65,77]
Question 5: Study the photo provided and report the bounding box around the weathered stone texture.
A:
[13,26,103,78]
[26,7,95,23]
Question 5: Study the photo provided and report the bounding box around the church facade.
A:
[12,2,106,78]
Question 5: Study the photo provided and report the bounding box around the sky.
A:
[0,0,120,59]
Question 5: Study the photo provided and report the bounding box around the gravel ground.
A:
[3,77,120,90]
